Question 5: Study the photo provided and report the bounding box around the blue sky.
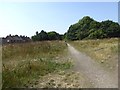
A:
[0,2,118,37]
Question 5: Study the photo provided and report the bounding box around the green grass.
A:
[69,38,118,71]
[2,41,72,88]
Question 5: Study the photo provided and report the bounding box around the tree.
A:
[32,30,48,41]
[66,16,120,40]
[47,31,60,40]
[39,30,48,40]
[31,35,38,41]
[31,30,64,41]
[36,31,39,35]
[88,29,106,39]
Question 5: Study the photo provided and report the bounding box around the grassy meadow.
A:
[2,38,119,88]
[69,38,118,72]
[2,41,73,88]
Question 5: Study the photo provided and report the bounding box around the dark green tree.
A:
[39,30,48,40]
[47,31,60,40]
[66,16,120,40]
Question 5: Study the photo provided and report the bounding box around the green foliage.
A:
[88,29,107,39]
[32,30,64,41]
[32,16,120,41]
[32,30,48,41]
[39,30,48,40]
[66,16,120,40]
[47,31,60,40]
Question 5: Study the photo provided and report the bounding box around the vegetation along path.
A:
[67,43,118,88]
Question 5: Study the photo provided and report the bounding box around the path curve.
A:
[67,43,118,88]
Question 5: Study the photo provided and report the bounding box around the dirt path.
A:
[67,43,118,88]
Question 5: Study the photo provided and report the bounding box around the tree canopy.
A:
[31,16,120,41]
[31,30,63,41]
[66,16,120,40]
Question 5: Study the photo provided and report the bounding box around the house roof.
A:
[3,35,31,42]
[6,36,13,40]
[12,36,23,41]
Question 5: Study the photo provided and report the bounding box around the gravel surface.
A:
[67,43,118,88]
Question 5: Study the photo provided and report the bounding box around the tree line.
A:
[31,30,64,41]
[31,16,120,41]
[66,16,120,40]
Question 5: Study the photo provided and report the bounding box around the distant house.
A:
[20,35,31,42]
[6,35,14,43]
[2,35,31,44]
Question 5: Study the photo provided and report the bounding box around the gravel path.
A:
[67,43,118,88]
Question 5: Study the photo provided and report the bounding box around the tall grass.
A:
[69,38,118,71]
[2,41,72,88]
[3,41,66,61]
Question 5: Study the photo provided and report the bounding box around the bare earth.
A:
[67,43,118,88]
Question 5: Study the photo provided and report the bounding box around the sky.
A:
[0,2,118,37]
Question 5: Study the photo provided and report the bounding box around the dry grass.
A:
[3,39,117,88]
[2,41,67,61]
[2,41,73,88]
[69,38,118,72]
[33,71,93,88]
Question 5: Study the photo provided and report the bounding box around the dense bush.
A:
[32,30,64,41]
[66,16,120,40]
